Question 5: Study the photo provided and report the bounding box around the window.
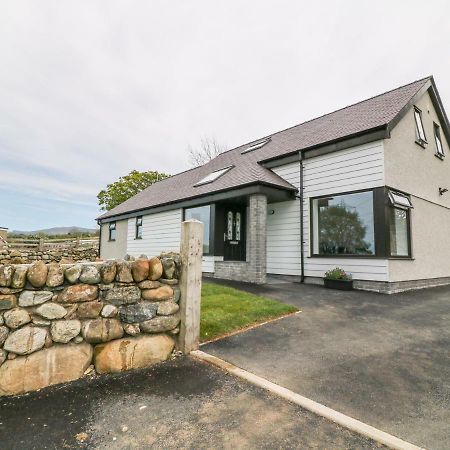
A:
[241,137,271,154]
[195,166,233,186]
[108,222,116,241]
[387,189,412,257]
[414,106,427,145]
[434,123,445,158]
[311,191,375,256]
[184,205,211,254]
[135,216,143,239]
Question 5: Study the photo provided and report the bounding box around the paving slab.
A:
[203,278,450,450]
[0,356,382,449]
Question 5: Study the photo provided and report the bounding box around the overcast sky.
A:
[1,1,449,231]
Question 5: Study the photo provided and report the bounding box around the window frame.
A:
[135,216,143,240]
[413,106,427,147]
[108,221,116,242]
[194,166,233,187]
[433,122,445,159]
[183,204,215,256]
[309,187,413,260]
[309,188,382,258]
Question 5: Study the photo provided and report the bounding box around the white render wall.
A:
[268,140,390,281]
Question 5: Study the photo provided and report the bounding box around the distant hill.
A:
[11,226,98,236]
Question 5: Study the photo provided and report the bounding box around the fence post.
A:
[178,219,203,354]
[38,237,44,251]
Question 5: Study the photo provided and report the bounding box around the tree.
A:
[97,170,170,211]
[318,204,372,254]
[187,137,226,167]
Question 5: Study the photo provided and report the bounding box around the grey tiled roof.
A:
[98,77,430,220]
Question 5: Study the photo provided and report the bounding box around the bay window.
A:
[311,188,412,258]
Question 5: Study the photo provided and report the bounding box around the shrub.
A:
[324,267,352,281]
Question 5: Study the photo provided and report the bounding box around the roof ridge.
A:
[216,75,432,157]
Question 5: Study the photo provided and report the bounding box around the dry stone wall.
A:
[0,246,98,265]
[0,254,182,396]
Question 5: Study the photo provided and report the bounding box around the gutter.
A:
[299,152,305,283]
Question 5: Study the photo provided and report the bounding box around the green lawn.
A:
[200,282,298,342]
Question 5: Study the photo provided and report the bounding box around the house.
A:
[97,76,450,293]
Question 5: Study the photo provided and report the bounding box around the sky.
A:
[1,1,449,231]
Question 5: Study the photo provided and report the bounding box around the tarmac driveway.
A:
[203,279,450,450]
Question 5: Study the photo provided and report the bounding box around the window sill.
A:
[134,237,142,240]
[308,255,384,259]
[415,139,427,149]
[108,240,116,242]
[435,153,445,161]
[388,257,414,260]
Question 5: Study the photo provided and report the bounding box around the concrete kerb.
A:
[191,350,425,450]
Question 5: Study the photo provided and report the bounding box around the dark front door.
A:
[224,207,246,261]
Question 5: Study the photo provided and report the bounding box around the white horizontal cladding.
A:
[202,255,223,273]
[267,199,301,276]
[267,141,387,281]
[303,141,385,197]
[126,209,182,258]
[305,258,389,281]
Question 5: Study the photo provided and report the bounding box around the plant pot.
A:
[323,278,353,291]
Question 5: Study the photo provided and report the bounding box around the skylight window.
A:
[195,166,233,186]
[241,137,271,154]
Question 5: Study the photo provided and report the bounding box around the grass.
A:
[200,282,298,342]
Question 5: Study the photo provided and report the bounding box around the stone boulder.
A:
[137,280,161,289]
[157,300,180,316]
[81,319,123,344]
[94,334,174,374]
[18,290,53,307]
[115,261,133,283]
[141,285,173,301]
[46,263,64,287]
[101,304,118,318]
[50,320,81,343]
[119,303,158,323]
[123,323,140,336]
[65,264,82,283]
[0,326,8,346]
[76,301,103,319]
[58,284,98,303]
[11,266,28,289]
[79,265,101,284]
[102,285,140,305]
[0,265,14,287]
[3,326,47,355]
[4,308,31,329]
[0,349,6,366]
[35,302,67,320]
[0,342,93,396]
[27,261,48,288]
[131,260,149,282]
[99,261,116,284]
[0,294,16,310]
[148,257,163,281]
[161,258,176,280]
[140,314,180,333]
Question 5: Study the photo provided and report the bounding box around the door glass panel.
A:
[227,211,233,240]
[235,212,241,241]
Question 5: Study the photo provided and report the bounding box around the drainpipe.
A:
[299,152,305,283]
[97,220,102,258]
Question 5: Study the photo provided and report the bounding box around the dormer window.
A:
[414,106,427,147]
[194,166,233,186]
[434,122,445,159]
[241,137,271,154]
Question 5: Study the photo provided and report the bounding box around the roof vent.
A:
[194,166,233,187]
[241,137,271,154]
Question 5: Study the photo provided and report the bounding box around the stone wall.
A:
[0,254,182,396]
[0,246,99,265]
